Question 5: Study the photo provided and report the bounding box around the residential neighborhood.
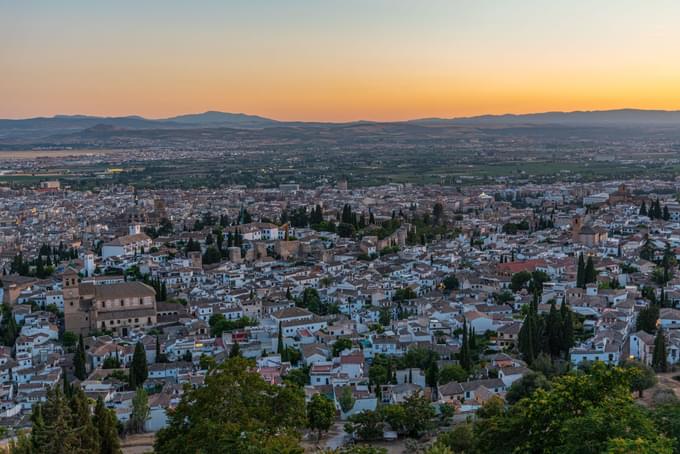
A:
[1,178,680,452]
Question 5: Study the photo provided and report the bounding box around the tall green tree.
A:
[560,302,575,356]
[546,301,563,358]
[637,304,660,334]
[621,360,657,398]
[576,253,586,289]
[344,410,384,442]
[518,296,543,363]
[277,322,284,354]
[584,256,597,284]
[338,386,356,413]
[94,397,122,454]
[459,319,472,371]
[74,334,87,381]
[29,403,48,452]
[438,364,467,384]
[653,328,669,373]
[69,387,100,453]
[639,201,648,216]
[31,388,79,454]
[426,360,439,396]
[505,371,550,404]
[154,357,306,453]
[129,341,148,389]
[307,394,335,441]
[129,387,150,434]
[400,392,436,437]
[474,363,669,454]
[653,403,680,454]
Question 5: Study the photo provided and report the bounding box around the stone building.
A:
[63,268,157,336]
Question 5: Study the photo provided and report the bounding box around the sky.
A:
[2,0,680,121]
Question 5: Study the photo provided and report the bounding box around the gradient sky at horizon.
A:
[2,0,680,121]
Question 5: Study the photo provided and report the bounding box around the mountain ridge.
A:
[2,108,680,142]
[5,107,680,125]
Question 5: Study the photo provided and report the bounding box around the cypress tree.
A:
[277,322,284,355]
[459,320,472,371]
[70,387,100,453]
[469,326,476,350]
[2,306,18,347]
[576,254,585,289]
[639,201,648,216]
[29,403,48,452]
[653,199,663,219]
[652,328,668,372]
[40,387,79,454]
[426,360,439,398]
[129,341,148,389]
[7,314,17,346]
[560,303,574,358]
[584,256,596,284]
[519,297,540,363]
[74,334,87,381]
[129,387,150,434]
[546,301,562,358]
[62,367,72,397]
[94,397,122,454]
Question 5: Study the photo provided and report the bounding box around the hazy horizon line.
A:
[3,106,680,123]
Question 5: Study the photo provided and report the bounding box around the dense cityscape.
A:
[1,172,680,452]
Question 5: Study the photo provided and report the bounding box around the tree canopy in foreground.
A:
[154,356,306,454]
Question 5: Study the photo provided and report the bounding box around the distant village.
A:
[1,177,680,448]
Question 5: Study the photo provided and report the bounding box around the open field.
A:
[0,149,115,159]
[1,122,680,189]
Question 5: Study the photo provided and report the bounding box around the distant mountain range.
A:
[1,108,680,142]
[412,109,680,127]
[164,111,279,128]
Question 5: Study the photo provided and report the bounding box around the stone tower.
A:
[188,251,202,269]
[63,268,88,335]
[83,251,95,277]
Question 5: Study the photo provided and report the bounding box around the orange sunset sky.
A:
[2,0,680,121]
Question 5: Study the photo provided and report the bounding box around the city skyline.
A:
[3,0,680,121]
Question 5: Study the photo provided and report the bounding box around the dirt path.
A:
[301,421,409,453]
[637,372,680,407]
[121,433,155,454]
